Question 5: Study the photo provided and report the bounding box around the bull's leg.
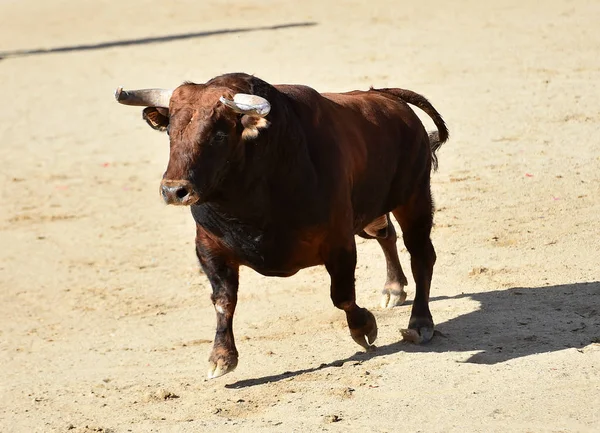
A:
[195,229,240,379]
[360,215,409,308]
[325,240,378,350]
[377,216,409,308]
[392,187,436,344]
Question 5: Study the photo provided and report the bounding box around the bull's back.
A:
[321,91,431,221]
[276,85,432,228]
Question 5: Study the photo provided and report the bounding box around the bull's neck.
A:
[204,122,321,227]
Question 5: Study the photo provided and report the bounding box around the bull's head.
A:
[114,83,271,205]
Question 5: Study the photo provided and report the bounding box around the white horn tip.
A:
[114,86,124,101]
[219,93,271,116]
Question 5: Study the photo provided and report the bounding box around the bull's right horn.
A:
[219,94,271,117]
[114,87,173,108]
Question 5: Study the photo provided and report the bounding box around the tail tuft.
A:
[428,130,443,171]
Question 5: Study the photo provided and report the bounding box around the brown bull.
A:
[115,73,449,378]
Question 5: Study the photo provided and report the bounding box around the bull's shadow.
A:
[226,281,599,389]
[423,281,599,363]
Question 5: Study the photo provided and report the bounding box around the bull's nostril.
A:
[175,187,189,199]
[161,181,197,205]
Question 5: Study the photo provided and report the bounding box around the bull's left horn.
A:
[114,87,173,108]
[219,94,271,117]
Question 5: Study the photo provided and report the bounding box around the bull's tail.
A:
[428,130,443,171]
[373,87,449,170]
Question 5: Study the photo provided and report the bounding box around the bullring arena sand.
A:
[1,0,599,431]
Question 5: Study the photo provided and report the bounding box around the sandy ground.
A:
[1,0,599,431]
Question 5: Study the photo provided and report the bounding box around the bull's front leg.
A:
[195,227,239,379]
[325,240,378,350]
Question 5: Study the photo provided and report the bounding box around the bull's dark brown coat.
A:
[120,73,448,378]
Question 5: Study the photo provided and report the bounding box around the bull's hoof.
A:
[348,308,378,350]
[207,349,238,379]
[400,327,434,344]
[380,283,407,308]
[401,316,434,344]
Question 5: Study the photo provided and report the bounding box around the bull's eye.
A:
[166,124,171,136]
[213,131,228,144]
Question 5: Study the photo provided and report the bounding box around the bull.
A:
[115,72,449,378]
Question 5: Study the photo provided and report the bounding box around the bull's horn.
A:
[219,94,271,117]
[114,87,173,108]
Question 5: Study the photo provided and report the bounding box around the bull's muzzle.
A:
[160,180,199,206]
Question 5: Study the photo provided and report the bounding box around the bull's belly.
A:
[246,262,316,278]
[234,243,325,278]
[191,204,326,277]
[237,231,326,277]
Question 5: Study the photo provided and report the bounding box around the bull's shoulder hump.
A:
[273,83,317,94]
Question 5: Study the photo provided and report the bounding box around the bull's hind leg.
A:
[362,214,409,308]
[365,215,408,308]
[325,240,378,350]
[392,187,437,344]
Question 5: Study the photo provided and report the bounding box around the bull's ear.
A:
[241,115,270,140]
[142,107,169,132]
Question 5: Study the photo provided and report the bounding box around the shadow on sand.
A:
[226,281,599,389]
[0,22,317,60]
